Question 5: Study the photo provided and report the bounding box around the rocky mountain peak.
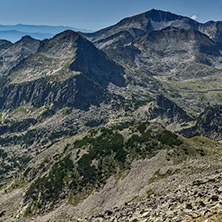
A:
[117,9,184,26]
[0,39,13,53]
[19,35,37,42]
[14,35,40,50]
[0,35,40,76]
[50,29,81,45]
[82,9,222,50]
[37,30,80,58]
[0,39,12,46]
[7,29,125,88]
[144,9,182,22]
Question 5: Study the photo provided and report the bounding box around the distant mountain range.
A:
[82,9,222,49]
[0,24,92,42]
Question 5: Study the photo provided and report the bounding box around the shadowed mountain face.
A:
[9,30,125,87]
[69,37,125,88]
[0,30,125,111]
[181,105,222,141]
[0,74,109,111]
[149,94,193,122]
[0,40,12,53]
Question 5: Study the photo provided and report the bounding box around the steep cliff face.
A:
[149,95,193,122]
[69,33,125,88]
[181,105,222,140]
[0,74,109,111]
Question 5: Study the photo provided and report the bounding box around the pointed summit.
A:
[9,30,125,88]
[54,29,79,38]
[0,35,40,75]
[2,30,126,111]
[144,9,183,22]
[15,35,40,48]
[20,35,36,41]
[37,30,80,58]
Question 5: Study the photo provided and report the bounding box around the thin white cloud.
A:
[191,15,198,20]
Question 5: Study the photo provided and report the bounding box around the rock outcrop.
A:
[149,95,193,122]
[181,105,222,140]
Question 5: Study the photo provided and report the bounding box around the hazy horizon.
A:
[0,0,221,32]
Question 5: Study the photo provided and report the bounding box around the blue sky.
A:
[0,0,222,31]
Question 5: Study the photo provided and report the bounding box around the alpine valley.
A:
[1,9,222,222]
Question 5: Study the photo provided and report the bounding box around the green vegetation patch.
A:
[71,129,127,192]
[24,122,187,215]
[25,155,74,213]
[0,155,32,179]
[85,119,104,127]
[157,130,183,146]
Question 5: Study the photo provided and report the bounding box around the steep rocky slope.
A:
[1,122,222,222]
